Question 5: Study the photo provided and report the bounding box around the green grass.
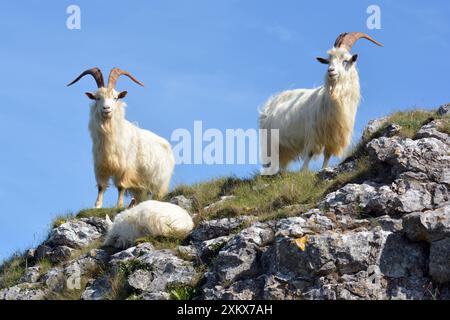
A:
[0,253,27,289]
[135,235,182,250]
[76,207,124,219]
[169,177,242,213]
[169,156,374,226]
[383,110,438,139]
[52,212,75,228]
[168,284,197,300]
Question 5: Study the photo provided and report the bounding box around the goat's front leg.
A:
[117,187,126,208]
[301,153,312,172]
[322,151,331,169]
[94,184,107,208]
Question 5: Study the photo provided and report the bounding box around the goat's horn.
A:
[67,67,105,88]
[334,32,383,51]
[108,68,145,90]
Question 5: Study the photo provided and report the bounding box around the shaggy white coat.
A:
[104,200,194,249]
[259,48,361,171]
[89,88,175,204]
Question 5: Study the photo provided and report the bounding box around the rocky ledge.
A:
[1,108,449,300]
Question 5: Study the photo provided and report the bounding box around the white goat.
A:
[68,67,175,208]
[103,200,194,249]
[259,32,383,172]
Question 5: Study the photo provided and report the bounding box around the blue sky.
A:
[0,0,449,260]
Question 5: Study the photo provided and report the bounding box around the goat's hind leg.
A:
[301,152,313,172]
[322,149,332,170]
[94,184,107,209]
[116,186,126,208]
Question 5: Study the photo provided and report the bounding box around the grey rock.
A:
[262,275,298,300]
[177,245,198,261]
[390,179,434,214]
[304,266,386,300]
[47,220,102,249]
[375,216,403,232]
[429,238,450,283]
[35,244,52,261]
[80,217,110,234]
[204,196,236,211]
[190,216,252,242]
[263,228,392,283]
[367,137,450,184]
[362,116,388,140]
[48,246,74,264]
[0,283,46,300]
[318,160,359,181]
[276,217,310,238]
[141,291,171,300]
[319,183,378,215]
[19,266,41,283]
[403,206,450,243]
[82,276,112,300]
[198,236,231,262]
[379,233,427,278]
[134,249,198,295]
[128,270,154,291]
[209,223,274,284]
[170,195,194,212]
[109,243,154,269]
[438,103,449,116]
[41,267,65,291]
[205,277,266,300]
[387,276,432,300]
[379,123,402,138]
[416,120,450,145]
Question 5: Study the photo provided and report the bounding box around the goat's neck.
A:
[325,68,360,114]
[89,109,126,146]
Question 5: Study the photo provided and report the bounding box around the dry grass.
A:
[437,117,450,135]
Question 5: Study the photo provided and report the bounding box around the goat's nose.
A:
[328,67,335,72]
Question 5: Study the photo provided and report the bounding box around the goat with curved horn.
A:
[108,67,145,90]
[67,66,174,209]
[334,32,383,51]
[67,67,105,88]
[260,32,383,173]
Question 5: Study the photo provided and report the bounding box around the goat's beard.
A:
[102,113,113,120]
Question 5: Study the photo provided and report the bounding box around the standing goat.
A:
[259,32,383,172]
[68,67,175,208]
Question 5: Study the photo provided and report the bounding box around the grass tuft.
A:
[437,117,450,135]
[135,235,182,250]
[76,207,124,219]
[168,284,197,300]
[0,253,27,289]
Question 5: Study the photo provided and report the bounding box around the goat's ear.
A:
[85,92,97,100]
[117,91,128,99]
[351,54,358,63]
[316,57,329,65]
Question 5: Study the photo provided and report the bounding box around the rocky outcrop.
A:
[1,109,449,300]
